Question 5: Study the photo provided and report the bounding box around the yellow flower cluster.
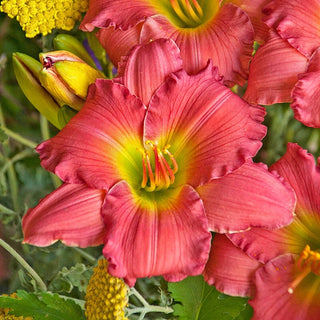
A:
[85,259,129,320]
[0,294,33,320]
[0,0,88,38]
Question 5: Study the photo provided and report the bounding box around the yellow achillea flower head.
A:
[0,293,33,320]
[85,259,129,320]
[0,0,88,38]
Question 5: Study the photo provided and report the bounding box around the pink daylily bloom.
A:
[80,0,255,86]
[20,35,294,284]
[22,40,296,285]
[226,143,320,319]
[263,0,320,58]
[244,31,308,105]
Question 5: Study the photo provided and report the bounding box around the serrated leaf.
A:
[0,290,85,320]
[169,276,247,320]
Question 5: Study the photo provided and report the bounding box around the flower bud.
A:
[38,50,105,111]
[53,34,97,69]
[12,52,61,129]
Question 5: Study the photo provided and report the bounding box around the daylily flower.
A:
[22,40,296,286]
[244,0,320,127]
[206,143,320,319]
[80,0,256,86]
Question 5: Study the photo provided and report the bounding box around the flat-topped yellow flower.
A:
[85,259,128,320]
[0,0,88,37]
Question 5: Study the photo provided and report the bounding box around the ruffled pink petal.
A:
[102,181,211,286]
[228,227,296,264]
[197,161,295,233]
[250,254,320,320]
[37,80,145,190]
[22,183,106,247]
[244,32,308,105]
[263,0,320,58]
[96,23,143,67]
[224,0,270,43]
[80,0,155,31]
[144,62,266,187]
[291,48,320,128]
[203,234,261,297]
[271,143,320,223]
[115,38,183,106]
[141,3,254,86]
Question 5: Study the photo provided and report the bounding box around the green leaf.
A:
[169,276,247,320]
[0,290,86,320]
[49,263,93,293]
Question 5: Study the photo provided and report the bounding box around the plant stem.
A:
[0,203,16,215]
[0,239,47,292]
[39,115,61,189]
[72,247,97,264]
[127,287,173,317]
[7,164,19,212]
[1,149,34,174]
[1,126,37,149]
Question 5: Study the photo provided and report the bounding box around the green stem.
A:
[126,305,174,317]
[0,239,47,291]
[40,115,62,189]
[1,126,37,149]
[7,164,19,212]
[127,287,173,318]
[1,149,34,174]
[0,203,16,215]
[72,247,97,264]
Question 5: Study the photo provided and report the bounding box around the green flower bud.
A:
[53,34,97,69]
[12,52,61,129]
[39,50,105,111]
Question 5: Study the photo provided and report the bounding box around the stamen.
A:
[288,244,320,294]
[163,145,179,174]
[169,0,202,26]
[140,141,179,192]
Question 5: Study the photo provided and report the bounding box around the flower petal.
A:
[22,183,106,247]
[203,234,261,297]
[116,38,183,106]
[291,48,320,128]
[102,181,211,286]
[263,0,320,58]
[96,23,143,67]
[145,62,266,187]
[80,0,155,31]
[141,3,254,85]
[244,32,308,105]
[224,0,270,43]
[250,254,320,320]
[197,161,295,233]
[37,80,145,190]
[271,143,320,220]
[228,227,295,264]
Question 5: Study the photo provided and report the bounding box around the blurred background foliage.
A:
[0,10,320,319]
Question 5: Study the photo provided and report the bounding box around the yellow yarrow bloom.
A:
[0,294,33,320]
[0,0,88,37]
[85,259,129,320]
